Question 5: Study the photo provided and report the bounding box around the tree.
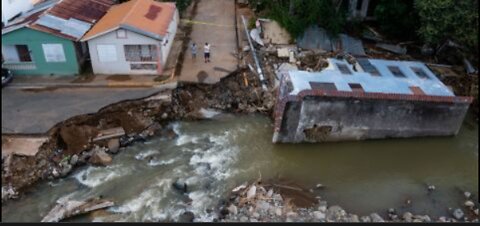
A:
[262,0,346,38]
[414,0,478,50]
[374,0,419,40]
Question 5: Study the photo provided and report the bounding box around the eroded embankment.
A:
[1,69,275,202]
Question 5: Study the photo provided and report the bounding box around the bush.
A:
[374,0,419,40]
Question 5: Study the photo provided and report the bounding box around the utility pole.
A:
[241,15,267,91]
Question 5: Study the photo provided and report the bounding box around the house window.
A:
[116,29,127,39]
[124,45,158,62]
[309,82,337,91]
[411,67,430,79]
[130,63,157,70]
[336,63,352,75]
[349,83,364,92]
[2,45,32,62]
[357,58,381,76]
[97,44,117,62]
[409,86,425,95]
[42,44,66,62]
[388,66,406,78]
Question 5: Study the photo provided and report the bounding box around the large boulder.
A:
[107,139,120,154]
[89,150,112,166]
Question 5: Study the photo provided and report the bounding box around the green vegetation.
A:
[249,0,347,38]
[374,0,419,40]
[414,0,478,50]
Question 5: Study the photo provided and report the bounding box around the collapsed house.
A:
[272,58,473,143]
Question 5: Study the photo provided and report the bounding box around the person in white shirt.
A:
[204,42,211,63]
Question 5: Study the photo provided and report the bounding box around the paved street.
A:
[1,87,163,134]
[179,0,238,84]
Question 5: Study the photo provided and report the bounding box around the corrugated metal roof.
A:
[3,0,114,41]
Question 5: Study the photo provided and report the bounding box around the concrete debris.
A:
[41,197,114,222]
[375,43,407,55]
[277,48,290,58]
[250,28,264,46]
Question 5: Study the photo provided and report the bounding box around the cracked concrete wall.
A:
[276,96,470,143]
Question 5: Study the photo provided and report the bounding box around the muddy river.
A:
[2,113,478,222]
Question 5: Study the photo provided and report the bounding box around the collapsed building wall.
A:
[273,94,471,143]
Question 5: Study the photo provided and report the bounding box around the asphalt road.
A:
[1,87,162,134]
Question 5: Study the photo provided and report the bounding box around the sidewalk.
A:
[178,0,238,84]
[7,73,177,89]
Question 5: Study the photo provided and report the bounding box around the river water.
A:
[2,113,478,222]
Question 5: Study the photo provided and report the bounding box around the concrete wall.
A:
[1,27,80,76]
[160,9,179,66]
[274,96,471,143]
[2,0,34,25]
[87,29,162,75]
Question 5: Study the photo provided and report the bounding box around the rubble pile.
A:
[217,181,479,223]
[1,69,276,203]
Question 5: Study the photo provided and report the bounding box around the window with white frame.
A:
[97,44,117,62]
[42,44,66,62]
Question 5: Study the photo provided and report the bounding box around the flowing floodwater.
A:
[2,113,478,222]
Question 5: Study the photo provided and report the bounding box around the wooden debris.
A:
[41,197,114,222]
[92,127,125,142]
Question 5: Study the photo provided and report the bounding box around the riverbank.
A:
[1,68,274,202]
[216,181,479,223]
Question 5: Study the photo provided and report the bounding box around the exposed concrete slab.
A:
[179,0,238,84]
[2,136,48,158]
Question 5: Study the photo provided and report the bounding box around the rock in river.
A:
[178,211,194,222]
[89,150,112,166]
[452,208,464,220]
[107,139,120,154]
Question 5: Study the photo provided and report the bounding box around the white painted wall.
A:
[2,0,34,26]
[159,8,179,65]
[87,29,161,75]
[86,9,179,75]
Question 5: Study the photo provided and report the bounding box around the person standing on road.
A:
[204,42,211,63]
[191,42,197,59]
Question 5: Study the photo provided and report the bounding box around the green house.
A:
[1,0,115,76]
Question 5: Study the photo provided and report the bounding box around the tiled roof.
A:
[82,0,176,41]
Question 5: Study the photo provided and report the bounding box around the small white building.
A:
[81,0,179,75]
[2,0,36,27]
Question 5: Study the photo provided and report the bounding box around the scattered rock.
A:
[240,216,248,222]
[474,209,478,216]
[246,185,256,200]
[313,211,326,221]
[388,208,396,214]
[275,208,282,216]
[326,206,346,222]
[107,139,120,154]
[315,184,324,189]
[360,216,371,222]
[465,201,475,208]
[252,212,260,218]
[52,168,60,178]
[427,185,436,192]
[370,213,385,222]
[69,155,78,166]
[172,179,188,193]
[403,212,413,222]
[88,150,112,166]
[60,164,72,177]
[178,211,195,222]
[464,191,472,199]
[266,189,273,198]
[452,208,464,220]
[228,205,238,215]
